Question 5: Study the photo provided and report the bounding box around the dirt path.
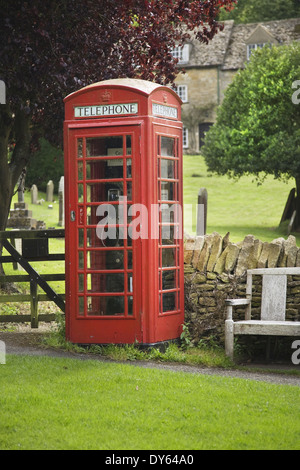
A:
[1,327,300,387]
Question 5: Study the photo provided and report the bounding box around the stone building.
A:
[173,18,300,153]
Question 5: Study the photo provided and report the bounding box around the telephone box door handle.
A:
[70,210,76,222]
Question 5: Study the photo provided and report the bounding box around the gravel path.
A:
[1,328,300,387]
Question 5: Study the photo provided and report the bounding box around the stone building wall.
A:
[184,232,300,343]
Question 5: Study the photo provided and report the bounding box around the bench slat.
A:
[234,320,300,336]
[261,274,286,321]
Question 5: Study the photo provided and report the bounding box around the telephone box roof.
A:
[64,78,180,102]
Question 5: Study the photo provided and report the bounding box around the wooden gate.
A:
[0,230,65,328]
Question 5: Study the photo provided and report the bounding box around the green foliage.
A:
[0,303,19,316]
[202,42,300,183]
[180,322,192,349]
[26,138,64,193]
[219,0,300,23]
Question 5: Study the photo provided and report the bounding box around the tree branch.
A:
[9,108,31,189]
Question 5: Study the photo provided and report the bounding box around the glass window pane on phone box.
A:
[89,242,127,261]
[87,206,125,226]
[87,273,124,293]
[161,137,175,157]
[126,159,132,178]
[161,225,175,245]
[102,230,125,248]
[126,136,132,155]
[128,250,133,269]
[128,274,133,293]
[161,203,176,223]
[162,248,176,267]
[127,182,132,201]
[86,136,123,157]
[128,296,133,316]
[163,292,176,312]
[86,182,123,203]
[87,228,98,248]
[160,181,175,201]
[77,138,83,158]
[78,184,84,203]
[78,161,84,181]
[78,251,84,269]
[87,296,125,316]
[162,270,176,290]
[78,296,84,315]
[161,159,175,179]
[86,160,123,180]
[86,206,95,225]
[87,250,124,270]
[78,228,84,247]
[78,274,84,292]
[87,249,124,270]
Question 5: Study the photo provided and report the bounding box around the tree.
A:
[202,42,300,229]
[219,0,300,23]
[0,0,235,235]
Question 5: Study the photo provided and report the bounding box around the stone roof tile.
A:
[179,18,300,71]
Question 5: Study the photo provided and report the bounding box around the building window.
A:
[174,85,188,103]
[183,128,189,149]
[171,44,189,64]
[247,43,266,60]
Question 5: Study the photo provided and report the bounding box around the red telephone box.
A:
[64,78,184,346]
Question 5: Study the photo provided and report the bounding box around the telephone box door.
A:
[66,125,142,344]
[154,126,185,342]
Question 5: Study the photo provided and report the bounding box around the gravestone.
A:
[7,202,37,229]
[196,188,208,236]
[46,180,54,202]
[31,184,38,204]
[18,177,25,203]
[58,176,65,227]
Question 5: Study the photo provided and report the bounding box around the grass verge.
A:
[40,319,300,376]
[41,317,234,369]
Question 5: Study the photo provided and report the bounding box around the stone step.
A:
[9,209,33,218]
[7,218,37,229]
[13,202,28,210]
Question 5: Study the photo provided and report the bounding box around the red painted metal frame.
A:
[64,79,184,345]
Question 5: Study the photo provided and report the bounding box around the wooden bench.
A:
[225,268,300,360]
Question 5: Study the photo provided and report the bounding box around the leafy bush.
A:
[26,138,64,193]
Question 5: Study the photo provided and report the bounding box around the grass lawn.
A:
[183,155,298,244]
[0,354,299,450]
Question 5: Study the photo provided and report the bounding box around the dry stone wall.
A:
[184,232,300,343]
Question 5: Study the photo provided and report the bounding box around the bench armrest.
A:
[225,299,251,306]
[225,299,251,321]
